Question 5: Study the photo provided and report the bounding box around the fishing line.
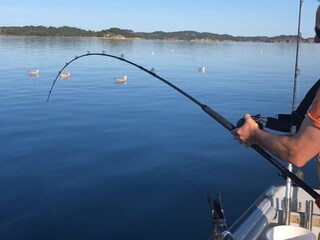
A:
[47,52,320,206]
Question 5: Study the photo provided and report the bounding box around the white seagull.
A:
[28,69,40,76]
[198,67,205,73]
[115,75,128,84]
[60,72,71,80]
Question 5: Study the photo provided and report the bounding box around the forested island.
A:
[0,25,314,43]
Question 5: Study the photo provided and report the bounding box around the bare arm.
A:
[231,114,320,167]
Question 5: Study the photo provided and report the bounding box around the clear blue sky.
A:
[1,0,319,38]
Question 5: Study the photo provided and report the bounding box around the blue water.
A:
[0,36,319,240]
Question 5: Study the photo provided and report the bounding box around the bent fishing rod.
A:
[47,52,320,207]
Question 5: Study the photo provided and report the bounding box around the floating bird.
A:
[198,67,205,73]
[28,69,40,76]
[60,72,71,80]
[115,75,128,84]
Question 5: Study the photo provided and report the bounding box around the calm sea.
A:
[0,36,319,240]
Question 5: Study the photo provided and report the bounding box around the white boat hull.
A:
[215,185,320,239]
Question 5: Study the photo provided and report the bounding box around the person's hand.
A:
[231,114,260,147]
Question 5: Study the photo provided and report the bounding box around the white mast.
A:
[284,0,304,226]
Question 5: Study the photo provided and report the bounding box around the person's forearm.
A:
[253,129,302,166]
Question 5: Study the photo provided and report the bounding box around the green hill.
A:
[0,25,313,43]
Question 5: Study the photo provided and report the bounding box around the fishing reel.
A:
[236,114,265,129]
[236,112,305,133]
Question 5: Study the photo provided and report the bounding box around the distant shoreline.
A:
[0,26,315,43]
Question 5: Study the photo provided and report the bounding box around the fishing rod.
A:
[47,52,320,207]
